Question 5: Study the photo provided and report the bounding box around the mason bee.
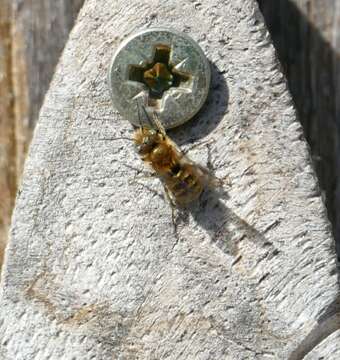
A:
[133,104,213,207]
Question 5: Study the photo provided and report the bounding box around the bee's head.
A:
[133,128,162,155]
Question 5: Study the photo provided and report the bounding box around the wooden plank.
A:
[0,0,339,358]
[0,0,84,269]
[304,330,340,359]
[257,0,340,257]
[0,0,17,274]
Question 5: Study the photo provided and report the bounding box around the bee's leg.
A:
[124,164,155,178]
[163,185,177,226]
[194,144,231,201]
[199,166,231,189]
[128,173,156,184]
[127,168,163,200]
[182,140,230,187]
[181,139,215,156]
[163,186,185,244]
[132,181,165,200]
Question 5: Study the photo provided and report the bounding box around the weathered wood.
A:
[257,0,340,258]
[304,330,340,359]
[0,1,16,274]
[0,0,339,359]
[0,0,84,268]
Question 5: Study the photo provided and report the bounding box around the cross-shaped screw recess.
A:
[128,45,190,107]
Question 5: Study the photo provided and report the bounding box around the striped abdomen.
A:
[164,161,204,206]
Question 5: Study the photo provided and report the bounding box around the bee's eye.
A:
[136,144,146,154]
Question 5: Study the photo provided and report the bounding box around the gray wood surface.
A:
[0,0,16,272]
[257,0,340,258]
[304,330,340,359]
[0,0,339,359]
[0,0,84,269]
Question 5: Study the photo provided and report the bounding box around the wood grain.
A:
[0,0,84,268]
[0,0,17,272]
[0,0,339,358]
[257,0,340,258]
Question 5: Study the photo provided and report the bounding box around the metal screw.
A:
[109,27,211,129]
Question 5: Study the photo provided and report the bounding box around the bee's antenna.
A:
[140,102,154,129]
[136,98,144,129]
[98,136,133,142]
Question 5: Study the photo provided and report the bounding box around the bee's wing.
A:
[135,98,152,129]
[136,98,144,129]
[134,94,167,135]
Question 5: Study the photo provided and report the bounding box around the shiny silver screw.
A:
[109,27,211,129]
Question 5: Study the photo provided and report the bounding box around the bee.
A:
[133,104,212,207]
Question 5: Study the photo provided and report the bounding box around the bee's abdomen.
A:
[166,163,203,205]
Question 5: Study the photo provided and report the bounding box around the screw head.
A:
[109,27,211,129]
